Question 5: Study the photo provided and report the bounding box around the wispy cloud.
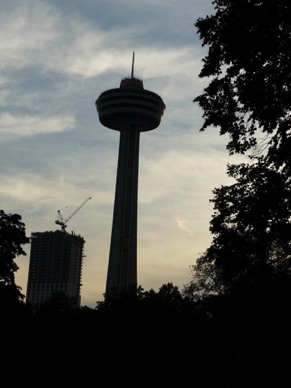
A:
[0,113,75,140]
[175,216,193,236]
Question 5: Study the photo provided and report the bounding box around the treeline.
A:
[3,281,291,387]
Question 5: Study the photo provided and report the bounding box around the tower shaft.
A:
[106,126,139,292]
[96,59,165,296]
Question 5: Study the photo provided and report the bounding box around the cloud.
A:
[0,113,75,140]
[175,216,193,236]
[0,173,77,203]
[0,1,59,69]
[0,0,209,81]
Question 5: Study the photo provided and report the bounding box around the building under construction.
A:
[26,230,85,307]
[26,197,91,307]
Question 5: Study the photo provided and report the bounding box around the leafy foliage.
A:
[185,159,291,299]
[186,0,291,301]
[0,209,29,303]
[194,0,291,165]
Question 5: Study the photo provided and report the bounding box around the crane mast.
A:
[55,197,92,231]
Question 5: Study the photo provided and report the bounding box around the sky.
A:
[1,0,246,308]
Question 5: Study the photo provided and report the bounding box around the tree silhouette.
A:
[194,0,291,164]
[186,0,291,300]
[184,158,291,298]
[0,209,29,306]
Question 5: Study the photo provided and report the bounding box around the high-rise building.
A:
[96,53,165,294]
[26,230,85,307]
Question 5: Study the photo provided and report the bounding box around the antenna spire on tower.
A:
[131,51,135,78]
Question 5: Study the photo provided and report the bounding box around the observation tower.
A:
[96,53,166,294]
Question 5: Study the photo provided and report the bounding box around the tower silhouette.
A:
[96,53,166,294]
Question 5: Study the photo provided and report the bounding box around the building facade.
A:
[26,230,85,307]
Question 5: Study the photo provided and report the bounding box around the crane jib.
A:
[55,197,92,231]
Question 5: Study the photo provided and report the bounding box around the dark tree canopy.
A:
[194,0,291,165]
[185,159,291,297]
[186,0,291,300]
[0,210,29,303]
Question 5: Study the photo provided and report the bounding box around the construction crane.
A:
[55,196,92,231]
